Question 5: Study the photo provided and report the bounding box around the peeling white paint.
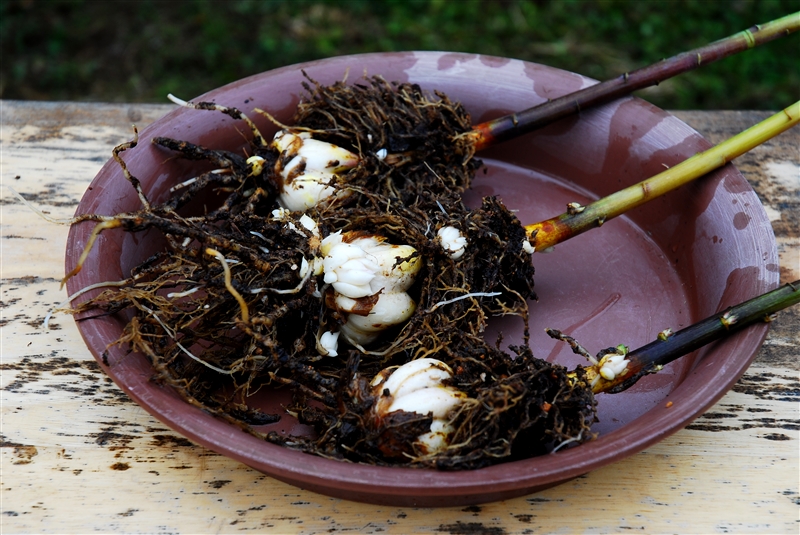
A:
[762,204,782,222]
[765,161,800,190]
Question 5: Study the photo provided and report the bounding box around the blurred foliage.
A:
[1,0,798,109]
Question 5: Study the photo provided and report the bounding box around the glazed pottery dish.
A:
[65,52,777,506]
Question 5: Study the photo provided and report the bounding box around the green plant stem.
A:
[524,101,800,250]
[594,280,800,394]
[470,12,800,151]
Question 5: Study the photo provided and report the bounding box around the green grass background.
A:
[2,0,798,109]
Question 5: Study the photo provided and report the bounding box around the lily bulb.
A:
[273,130,359,211]
[320,231,422,346]
[318,330,340,357]
[338,292,416,345]
[597,345,630,381]
[578,344,632,390]
[437,226,467,260]
[371,358,468,455]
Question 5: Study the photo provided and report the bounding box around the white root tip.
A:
[9,187,75,225]
[167,94,190,107]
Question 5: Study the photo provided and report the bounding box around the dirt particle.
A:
[701,412,736,419]
[685,423,737,432]
[437,522,506,535]
[10,445,38,464]
[110,462,130,471]
[92,428,136,448]
[150,434,195,448]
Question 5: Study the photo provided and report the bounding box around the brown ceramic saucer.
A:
[65,52,779,507]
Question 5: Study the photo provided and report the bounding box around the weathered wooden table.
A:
[2,101,798,534]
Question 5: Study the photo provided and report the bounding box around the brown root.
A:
[66,75,595,469]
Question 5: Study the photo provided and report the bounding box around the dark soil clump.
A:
[66,75,596,468]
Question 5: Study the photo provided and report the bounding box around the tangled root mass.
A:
[69,75,596,469]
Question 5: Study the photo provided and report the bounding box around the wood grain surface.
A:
[1,101,798,534]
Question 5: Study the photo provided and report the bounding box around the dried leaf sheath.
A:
[66,76,595,468]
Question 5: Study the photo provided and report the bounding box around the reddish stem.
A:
[471,12,800,151]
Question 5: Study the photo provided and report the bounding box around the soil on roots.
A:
[68,75,596,469]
